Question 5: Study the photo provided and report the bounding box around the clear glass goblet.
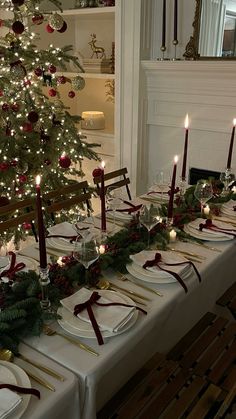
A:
[73,233,100,281]
[153,170,170,203]
[194,180,213,214]
[106,187,123,232]
[139,204,160,248]
[220,169,235,195]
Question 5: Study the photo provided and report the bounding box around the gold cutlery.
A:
[43,325,99,357]
[180,239,222,253]
[167,248,205,261]
[96,279,147,306]
[0,349,55,391]
[118,273,163,297]
[108,281,151,301]
[213,216,236,227]
[17,353,65,381]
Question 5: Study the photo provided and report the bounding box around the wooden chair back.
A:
[93,167,132,200]
[0,198,35,233]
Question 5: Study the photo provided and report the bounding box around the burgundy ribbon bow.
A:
[116,201,142,214]
[142,252,201,293]
[46,234,80,243]
[74,291,147,345]
[0,383,40,399]
[0,251,25,280]
[199,219,236,237]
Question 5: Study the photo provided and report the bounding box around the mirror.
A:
[184,0,236,59]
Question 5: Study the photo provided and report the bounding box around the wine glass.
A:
[153,170,170,203]
[106,187,123,231]
[73,233,100,281]
[194,180,213,213]
[220,169,235,195]
[139,204,160,248]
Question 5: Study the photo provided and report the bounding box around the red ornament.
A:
[2,103,9,111]
[27,111,39,123]
[22,222,32,230]
[48,65,56,74]
[92,168,103,177]
[23,79,31,87]
[12,21,24,35]
[46,24,54,33]
[48,88,57,97]
[10,159,17,167]
[0,90,3,97]
[18,174,27,183]
[0,20,3,28]
[12,0,24,5]
[57,21,67,33]
[59,154,71,169]
[0,163,9,172]
[22,122,33,132]
[32,14,44,25]
[11,103,19,112]
[57,76,66,84]
[15,187,24,195]
[5,126,11,136]
[68,90,75,98]
[0,196,10,206]
[34,67,43,77]
[44,159,51,166]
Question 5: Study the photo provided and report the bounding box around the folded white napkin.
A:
[47,221,76,237]
[189,218,234,238]
[0,388,22,419]
[60,288,135,332]
[130,250,190,277]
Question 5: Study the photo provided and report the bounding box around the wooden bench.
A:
[216,282,236,319]
[97,312,236,418]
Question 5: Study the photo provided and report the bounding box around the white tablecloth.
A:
[16,343,80,419]
[23,237,236,419]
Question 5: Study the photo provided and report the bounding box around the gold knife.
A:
[55,331,99,357]
[17,353,65,381]
[24,369,55,391]
[118,274,163,297]
[109,281,151,301]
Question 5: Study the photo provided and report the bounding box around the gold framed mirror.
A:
[184,0,236,60]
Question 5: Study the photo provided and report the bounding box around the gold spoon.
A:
[0,348,62,388]
[97,279,148,306]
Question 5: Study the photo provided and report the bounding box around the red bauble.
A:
[57,21,67,33]
[5,127,11,136]
[22,221,32,230]
[0,196,10,206]
[44,159,51,166]
[57,76,66,84]
[22,122,33,132]
[46,24,54,33]
[68,90,75,98]
[92,168,103,177]
[32,14,44,25]
[12,21,24,34]
[10,159,17,167]
[34,67,43,77]
[12,0,24,5]
[48,65,56,74]
[59,155,71,169]
[0,20,3,28]
[48,88,57,97]
[11,103,19,112]
[23,79,31,87]
[27,111,39,123]
[2,103,9,111]
[15,187,24,195]
[0,163,9,172]
[18,174,27,183]
[0,90,3,97]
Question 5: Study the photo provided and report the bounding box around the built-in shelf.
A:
[62,7,115,19]
[81,128,114,138]
[58,72,114,79]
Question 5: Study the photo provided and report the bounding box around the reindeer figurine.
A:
[88,34,106,59]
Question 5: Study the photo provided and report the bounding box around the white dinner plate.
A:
[184,224,233,242]
[58,290,138,339]
[0,361,31,419]
[0,255,38,275]
[106,211,132,222]
[46,237,74,252]
[126,262,192,284]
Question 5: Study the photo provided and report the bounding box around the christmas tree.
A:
[0,0,100,242]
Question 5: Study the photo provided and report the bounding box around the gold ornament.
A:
[5,32,16,43]
[48,13,64,31]
[71,75,85,91]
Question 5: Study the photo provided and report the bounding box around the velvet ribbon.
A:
[74,291,147,345]
[46,234,80,243]
[0,383,40,399]
[142,252,201,293]
[0,251,25,280]
[116,201,142,214]
[199,219,236,238]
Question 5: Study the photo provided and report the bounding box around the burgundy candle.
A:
[181,114,189,180]
[100,161,106,232]
[173,0,178,42]
[168,156,178,220]
[35,176,47,269]
[161,0,166,48]
[227,119,236,169]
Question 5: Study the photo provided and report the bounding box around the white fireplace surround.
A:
[138,60,236,194]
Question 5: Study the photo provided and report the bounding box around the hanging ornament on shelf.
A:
[48,13,64,31]
[71,75,85,91]
[59,154,71,169]
[12,21,25,35]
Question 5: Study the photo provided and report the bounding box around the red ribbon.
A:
[199,219,236,237]
[46,234,80,243]
[116,202,142,214]
[0,251,25,280]
[0,383,40,399]
[142,252,201,293]
[74,291,147,345]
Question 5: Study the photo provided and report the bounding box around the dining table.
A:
[18,208,236,419]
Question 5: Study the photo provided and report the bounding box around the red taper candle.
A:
[100,161,106,232]
[35,175,47,269]
[161,0,166,49]
[181,114,189,180]
[173,0,178,42]
[168,156,178,220]
[227,119,236,169]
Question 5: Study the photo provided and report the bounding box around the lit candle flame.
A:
[233,118,236,126]
[184,114,189,129]
[101,160,105,169]
[35,175,41,186]
[174,155,178,163]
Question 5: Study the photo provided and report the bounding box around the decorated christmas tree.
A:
[0,0,100,242]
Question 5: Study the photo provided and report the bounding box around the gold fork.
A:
[43,325,99,357]
[118,273,163,297]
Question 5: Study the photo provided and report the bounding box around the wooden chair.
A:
[98,312,236,419]
[0,198,36,234]
[93,167,132,200]
[216,282,236,319]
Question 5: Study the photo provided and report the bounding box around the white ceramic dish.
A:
[126,262,192,284]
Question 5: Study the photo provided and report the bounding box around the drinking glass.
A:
[74,233,100,280]
[106,187,123,231]
[220,169,235,195]
[194,180,213,213]
[153,170,170,203]
[139,204,160,248]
